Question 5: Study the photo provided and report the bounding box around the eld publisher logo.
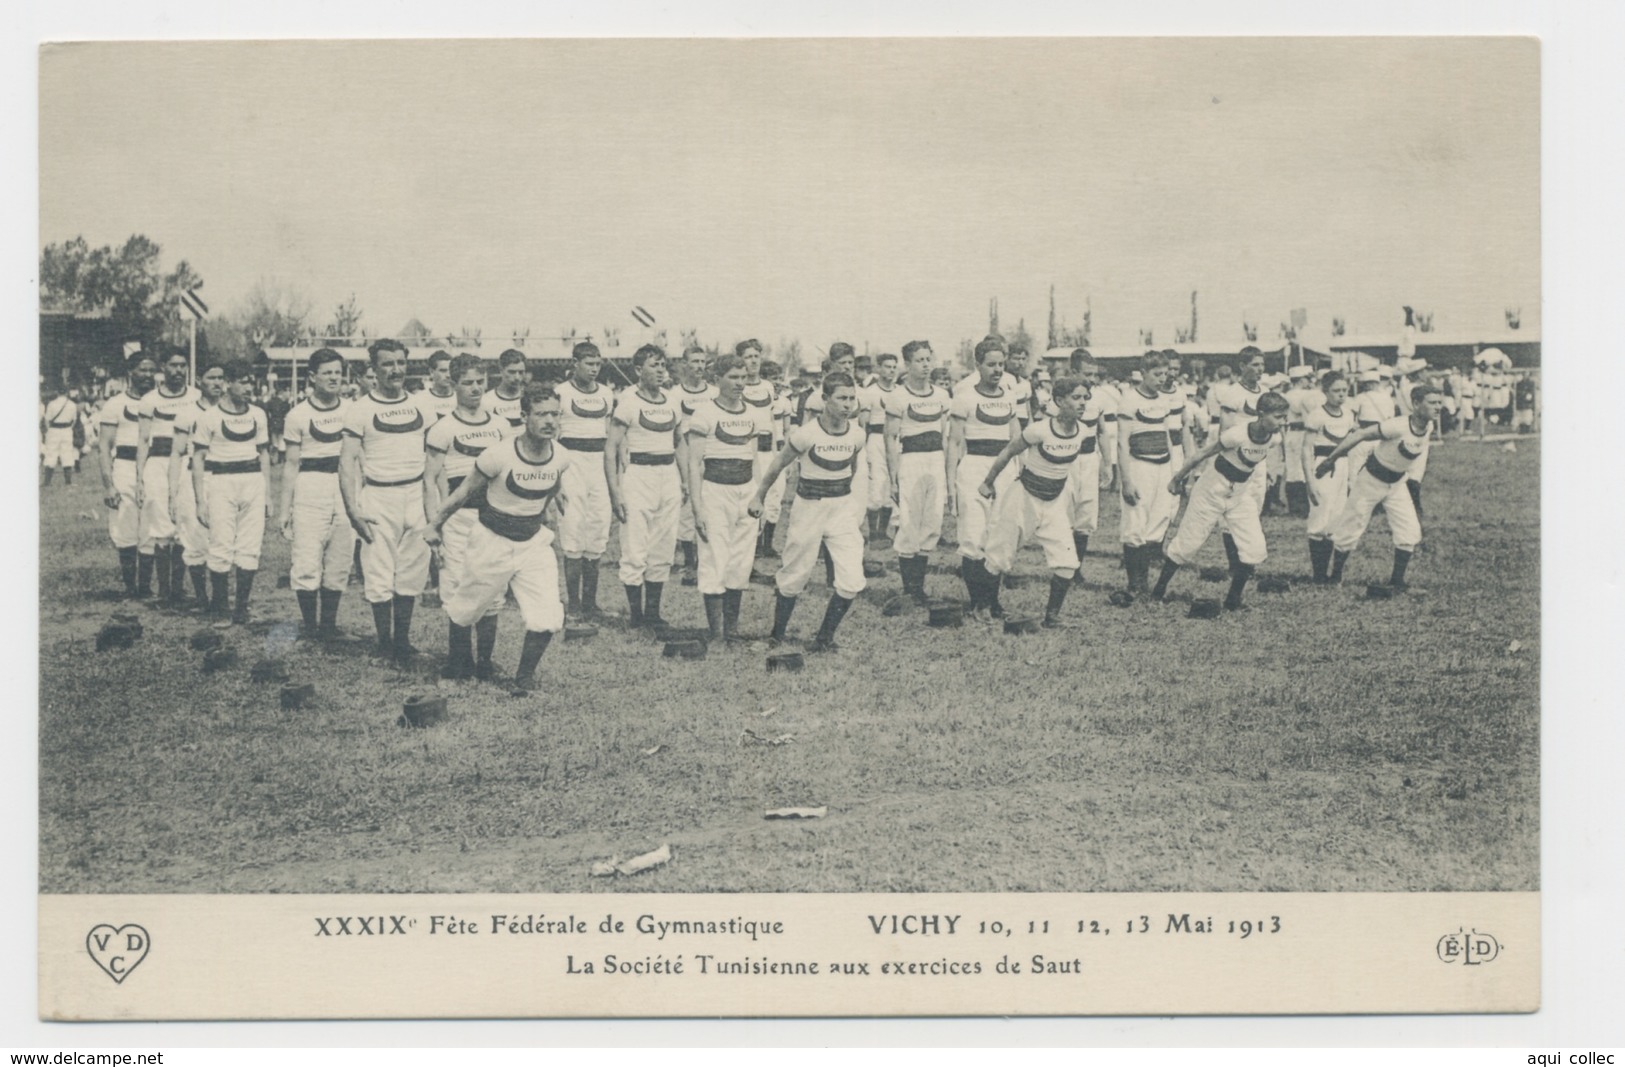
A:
[86,924,150,984]
[1436,927,1500,965]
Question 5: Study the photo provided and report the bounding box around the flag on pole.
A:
[630,306,656,328]
[179,288,209,320]
[121,340,142,358]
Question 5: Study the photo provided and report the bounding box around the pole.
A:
[189,317,197,382]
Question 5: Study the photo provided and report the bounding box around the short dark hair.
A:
[1256,392,1290,416]
[428,349,453,367]
[1007,342,1029,358]
[572,341,601,361]
[875,352,899,366]
[683,344,707,360]
[368,338,408,361]
[632,343,666,369]
[1140,351,1168,372]
[497,348,527,368]
[828,342,856,362]
[1411,384,1442,407]
[127,352,157,372]
[1319,370,1346,392]
[307,348,345,375]
[220,358,254,382]
[713,353,746,377]
[901,340,932,362]
[1051,376,1086,402]
[519,382,558,416]
[759,360,782,378]
[734,339,763,358]
[821,371,856,398]
[974,336,1007,364]
[449,354,485,383]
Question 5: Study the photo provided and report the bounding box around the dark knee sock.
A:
[154,546,172,599]
[169,547,188,601]
[391,594,416,654]
[1120,544,1134,587]
[448,623,474,674]
[296,589,318,630]
[1391,548,1413,587]
[42,468,53,486]
[624,583,644,625]
[703,593,724,639]
[1045,575,1070,619]
[209,569,230,615]
[771,592,797,641]
[762,521,776,553]
[1226,563,1255,609]
[644,581,664,622]
[136,552,154,596]
[722,588,744,635]
[816,593,854,641]
[580,561,600,612]
[189,564,208,602]
[1072,532,1089,570]
[1153,560,1178,599]
[318,588,342,633]
[475,614,498,668]
[563,558,582,611]
[371,600,393,649]
[1330,548,1349,582]
[515,630,553,684]
[878,506,892,535]
[960,558,980,607]
[232,568,256,619]
[680,540,697,570]
[1222,533,1241,572]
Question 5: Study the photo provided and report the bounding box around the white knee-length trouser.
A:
[618,460,681,586]
[289,470,355,592]
[775,490,867,599]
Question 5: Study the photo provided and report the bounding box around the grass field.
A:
[38,437,1539,894]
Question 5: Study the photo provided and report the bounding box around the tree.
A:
[40,233,204,348]
[1005,317,1035,355]
[398,318,434,344]
[200,278,313,359]
[776,337,803,375]
[1047,285,1058,349]
[327,294,363,341]
[988,297,1000,337]
[956,337,976,371]
[1189,290,1199,344]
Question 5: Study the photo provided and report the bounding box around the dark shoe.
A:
[806,636,840,654]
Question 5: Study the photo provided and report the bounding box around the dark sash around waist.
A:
[757,436,775,453]
[900,431,943,454]
[558,437,606,453]
[703,457,755,485]
[1127,432,1171,463]
[965,438,1006,457]
[797,475,852,500]
[145,439,173,459]
[478,504,545,542]
[1078,436,1097,455]
[1288,421,1306,431]
[447,475,486,509]
[1313,445,1337,459]
[206,458,261,475]
[630,452,676,466]
[866,424,885,435]
[1215,455,1255,484]
[365,473,424,488]
[1019,468,1069,502]
[113,445,138,461]
[299,455,341,474]
[1168,428,1184,447]
[1363,453,1406,484]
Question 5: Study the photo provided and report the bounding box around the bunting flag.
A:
[631,306,656,328]
[179,288,209,319]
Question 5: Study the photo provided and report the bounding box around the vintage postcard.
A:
[36,36,1539,1020]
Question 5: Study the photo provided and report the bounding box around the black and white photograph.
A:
[28,33,1558,1022]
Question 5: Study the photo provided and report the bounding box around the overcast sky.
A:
[40,37,1538,353]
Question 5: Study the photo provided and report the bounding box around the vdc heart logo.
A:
[86,924,150,984]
